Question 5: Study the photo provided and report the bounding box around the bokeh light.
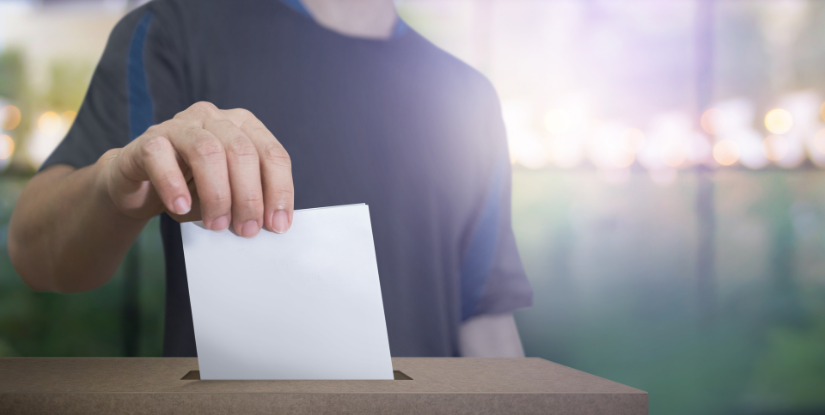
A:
[62,110,77,126]
[509,131,549,169]
[764,108,793,134]
[734,131,769,169]
[0,105,22,130]
[713,139,740,166]
[687,134,713,164]
[662,142,686,167]
[763,135,789,161]
[38,111,63,135]
[0,135,14,160]
[550,137,584,168]
[29,111,71,168]
[544,109,572,134]
[622,128,645,152]
[813,128,825,155]
[773,137,806,169]
[613,151,635,168]
[700,108,717,135]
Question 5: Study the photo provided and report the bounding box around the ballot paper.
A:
[180,204,393,380]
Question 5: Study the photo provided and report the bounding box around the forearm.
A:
[8,159,149,293]
[459,313,525,357]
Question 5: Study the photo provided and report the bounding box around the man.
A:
[8,0,532,358]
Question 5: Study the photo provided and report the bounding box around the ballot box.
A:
[0,357,647,414]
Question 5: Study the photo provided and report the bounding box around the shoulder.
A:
[101,0,213,67]
[107,0,202,43]
[403,28,500,107]
[401,28,503,129]
[100,1,172,57]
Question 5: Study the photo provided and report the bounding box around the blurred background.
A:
[1,0,824,413]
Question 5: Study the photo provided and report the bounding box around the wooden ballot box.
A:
[0,357,647,414]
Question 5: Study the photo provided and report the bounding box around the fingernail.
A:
[173,197,190,215]
[273,210,289,234]
[240,220,260,238]
[211,215,230,231]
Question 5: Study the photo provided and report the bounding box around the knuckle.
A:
[267,188,294,208]
[240,118,267,134]
[161,119,183,130]
[192,134,225,159]
[142,124,162,137]
[203,190,230,207]
[140,135,171,156]
[226,136,258,160]
[262,142,291,166]
[101,148,121,160]
[173,109,189,120]
[273,188,294,201]
[166,175,185,189]
[239,192,264,207]
[191,101,219,114]
[230,108,254,119]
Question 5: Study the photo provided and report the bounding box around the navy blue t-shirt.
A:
[41,0,532,357]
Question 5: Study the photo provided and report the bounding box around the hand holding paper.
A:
[181,204,393,380]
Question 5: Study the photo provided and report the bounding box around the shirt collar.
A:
[279,0,408,38]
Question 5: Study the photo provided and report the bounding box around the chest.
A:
[195,38,478,211]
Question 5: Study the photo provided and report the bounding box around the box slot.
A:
[181,370,412,380]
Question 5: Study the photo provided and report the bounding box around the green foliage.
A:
[0,49,25,100]
[0,49,32,175]
[42,60,94,112]
[0,178,165,357]
[0,53,95,175]
[511,169,825,415]
[748,290,825,410]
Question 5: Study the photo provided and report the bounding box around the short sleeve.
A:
[40,2,186,171]
[459,88,533,321]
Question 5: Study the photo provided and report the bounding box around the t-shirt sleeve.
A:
[459,85,533,321]
[40,3,186,171]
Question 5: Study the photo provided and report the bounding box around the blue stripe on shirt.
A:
[280,0,312,16]
[127,12,154,141]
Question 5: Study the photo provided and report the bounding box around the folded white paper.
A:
[180,204,393,380]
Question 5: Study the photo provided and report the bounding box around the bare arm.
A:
[459,313,525,357]
[8,163,148,292]
[9,102,294,293]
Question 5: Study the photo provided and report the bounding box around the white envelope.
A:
[180,204,394,380]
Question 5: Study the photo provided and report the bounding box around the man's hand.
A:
[9,101,293,291]
[99,102,293,237]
